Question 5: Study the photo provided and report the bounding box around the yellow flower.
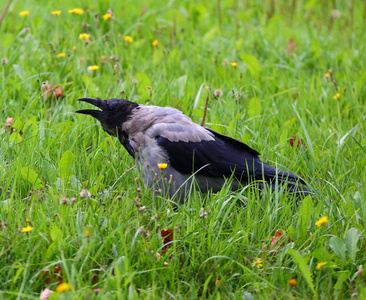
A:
[88,65,99,71]
[252,258,263,269]
[56,52,65,58]
[21,226,33,233]
[328,69,332,75]
[86,230,90,237]
[230,61,238,68]
[333,93,340,100]
[56,282,71,293]
[79,33,90,40]
[315,216,328,227]
[19,10,30,17]
[72,46,77,51]
[124,36,133,43]
[316,262,327,270]
[103,13,113,20]
[26,219,30,223]
[152,40,158,46]
[324,73,329,79]
[52,10,61,16]
[158,163,167,170]
[68,8,84,15]
[289,278,297,286]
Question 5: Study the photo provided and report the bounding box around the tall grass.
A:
[1,0,365,298]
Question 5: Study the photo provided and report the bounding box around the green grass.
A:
[1,0,366,299]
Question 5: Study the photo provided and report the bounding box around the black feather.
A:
[157,131,308,194]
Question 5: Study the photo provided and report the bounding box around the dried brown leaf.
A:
[287,38,297,55]
[289,136,306,149]
[40,265,63,285]
[161,229,174,254]
[270,230,284,248]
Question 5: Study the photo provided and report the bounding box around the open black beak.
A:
[76,97,105,119]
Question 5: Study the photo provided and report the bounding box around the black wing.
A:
[204,127,260,157]
[156,129,294,183]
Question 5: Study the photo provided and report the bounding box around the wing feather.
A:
[156,128,264,180]
[156,126,303,185]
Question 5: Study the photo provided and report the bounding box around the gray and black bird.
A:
[76,98,309,200]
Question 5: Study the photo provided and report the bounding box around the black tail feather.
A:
[258,163,310,196]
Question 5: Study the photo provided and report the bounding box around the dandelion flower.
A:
[289,278,297,286]
[324,73,329,79]
[152,40,158,46]
[52,10,61,16]
[158,163,167,170]
[88,65,99,71]
[26,219,30,223]
[213,89,223,98]
[68,8,84,15]
[56,52,65,58]
[333,93,340,100]
[124,36,133,43]
[72,46,77,51]
[79,33,90,40]
[230,61,238,68]
[56,282,71,293]
[316,262,327,270]
[315,216,328,227]
[103,13,113,20]
[21,226,33,233]
[252,258,263,269]
[19,10,30,17]
[328,69,332,75]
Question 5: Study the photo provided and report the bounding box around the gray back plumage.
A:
[123,105,214,143]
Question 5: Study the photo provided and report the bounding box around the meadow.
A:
[1,0,365,299]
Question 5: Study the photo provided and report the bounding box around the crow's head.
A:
[76,98,139,136]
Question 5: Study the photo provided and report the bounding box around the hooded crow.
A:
[76,97,309,200]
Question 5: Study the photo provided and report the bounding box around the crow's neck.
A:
[117,128,135,158]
